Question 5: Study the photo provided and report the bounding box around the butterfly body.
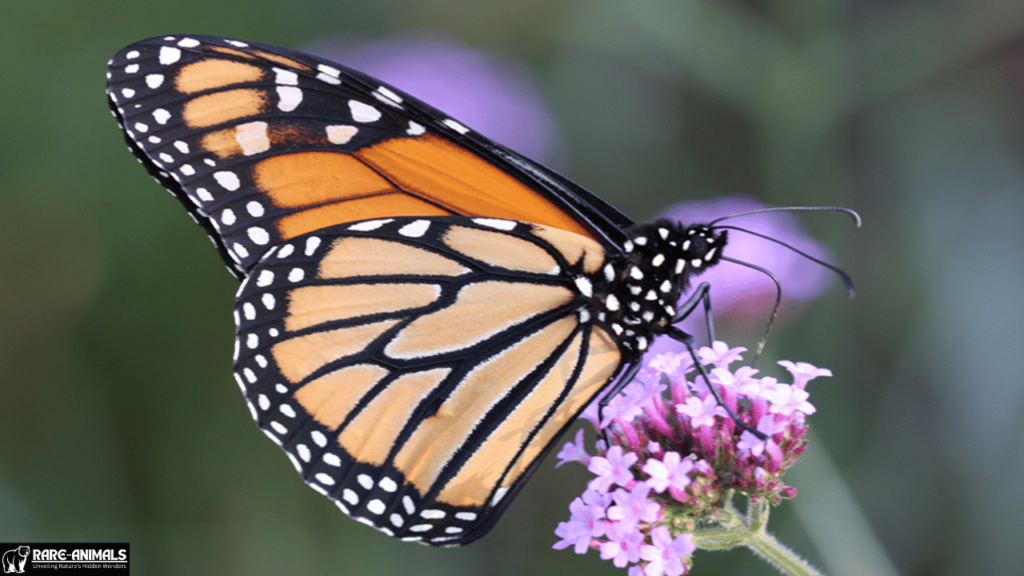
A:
[106,35,726,544]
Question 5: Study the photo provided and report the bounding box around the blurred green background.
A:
[2,1,1023,575]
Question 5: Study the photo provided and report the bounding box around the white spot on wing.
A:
[305,236,321,256]
[472,218,516,231]
[349,219,392,231]
[145,74,164,89]
[273,68,299,85]
[256,270,274,286]
[152,109,171,124]
[399,220,430,238]
[230,121,270,156]
[407,121,425,136]
[276,86,302,112]
[178,38,200,48]
[315,473,336,486]
[443,119,469,134]
[214,171,240,191]
[326,125,358,145]
[126,50,140,59]
[158,46,181,65]
[246,201,264,217]
[349,100,382,123]
[248,227,270,245]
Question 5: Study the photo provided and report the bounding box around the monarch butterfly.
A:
[106,35,739,545]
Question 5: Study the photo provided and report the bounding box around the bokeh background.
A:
[2,1,1023,575]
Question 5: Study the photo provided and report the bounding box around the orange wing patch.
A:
[356,135,593,238]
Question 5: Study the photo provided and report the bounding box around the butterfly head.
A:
[593,219,727,356]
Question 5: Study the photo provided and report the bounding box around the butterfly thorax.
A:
[588,218,727,358]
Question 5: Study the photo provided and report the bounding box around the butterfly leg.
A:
[664,282,766,439]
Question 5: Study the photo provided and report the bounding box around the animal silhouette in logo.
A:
[1,546,29,574]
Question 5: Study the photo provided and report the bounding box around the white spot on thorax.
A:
[606,294,620,311]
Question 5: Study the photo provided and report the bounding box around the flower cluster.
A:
[553,341,831,575]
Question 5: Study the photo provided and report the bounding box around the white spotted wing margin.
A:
[231,216,623,544]
[106,35,634,281]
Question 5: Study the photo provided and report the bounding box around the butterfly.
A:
[105,35,731,545]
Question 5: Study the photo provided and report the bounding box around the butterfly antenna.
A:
[710,206,862,228]
[718,256,781,366]
[714,225,856,298]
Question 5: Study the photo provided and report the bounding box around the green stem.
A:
[687,493,825,576]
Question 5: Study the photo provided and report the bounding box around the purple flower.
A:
[640,526,696,576]
[642,451,695,493]
[600,523,646,568]
[555,428,591,468]
[305,32,560,164]
[554,341,828,574]
[676,395,728,429]
[778,360,833,389]
[648,351,696,379]
[552,489,611,553]
[588,446,639,493]
[764,384,816,417]
[606,483,661,527]
[698,341,747,369]
[737,415,788,458]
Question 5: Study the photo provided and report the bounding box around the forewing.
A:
[106,35,633,278]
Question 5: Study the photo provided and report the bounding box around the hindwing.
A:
[233,217,622,544]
